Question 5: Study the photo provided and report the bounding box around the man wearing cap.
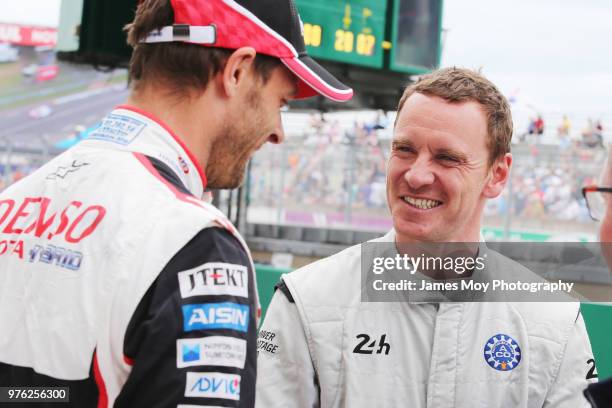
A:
[0,0,351,407]
[256,68,595,407]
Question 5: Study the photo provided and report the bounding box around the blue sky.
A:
[441,0,612,117]
[0,0,61,26]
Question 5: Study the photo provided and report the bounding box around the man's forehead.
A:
[399,93,486,123]
[394,93,488,144]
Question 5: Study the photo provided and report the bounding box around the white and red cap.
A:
[141,0,353,102]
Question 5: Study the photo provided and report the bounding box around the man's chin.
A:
[394,221,438,243]
[207,173,245,190]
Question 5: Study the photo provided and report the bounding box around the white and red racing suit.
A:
[0,105,260,407]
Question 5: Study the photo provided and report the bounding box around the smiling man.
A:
[256,68,596,407]
[387,84,511,243]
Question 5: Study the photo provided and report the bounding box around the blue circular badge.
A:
[484,334,521,371]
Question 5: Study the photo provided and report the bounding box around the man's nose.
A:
[268,114,286,144]
[404,158,435,189]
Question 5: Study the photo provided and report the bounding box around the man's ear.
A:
[483,153,512,198]
[220,47,257,98]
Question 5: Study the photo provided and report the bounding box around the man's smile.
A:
[401,195,443,210]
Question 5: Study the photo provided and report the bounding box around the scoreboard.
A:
[296,0,387,68]
[295,0,443,74]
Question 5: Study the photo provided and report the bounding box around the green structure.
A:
[255,264,289,322]
[582,303,612,380]
[294,0,444,74]
[295,0,388,68]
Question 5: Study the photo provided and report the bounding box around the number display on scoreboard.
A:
[295,0,387,68]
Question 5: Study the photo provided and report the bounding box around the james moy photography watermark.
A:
[361,242,612,302]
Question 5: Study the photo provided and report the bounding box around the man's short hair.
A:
[124,0,281,96]
[396,67,513,166]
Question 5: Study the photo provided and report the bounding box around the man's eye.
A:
[437,155,460,163]
[394,145,415,153]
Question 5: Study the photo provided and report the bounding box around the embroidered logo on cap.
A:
[484,334,521,371]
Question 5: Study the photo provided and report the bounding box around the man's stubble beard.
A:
[206,122,248,189]
[206,88,264,190]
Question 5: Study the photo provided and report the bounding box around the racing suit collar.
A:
[112,105,207,198]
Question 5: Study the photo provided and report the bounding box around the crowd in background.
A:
[1,111,609,230]
[0,163,37,191]
[521,114,606,149]
[485,161,600,222]
[250,113,389,212]
[250,111,608,230]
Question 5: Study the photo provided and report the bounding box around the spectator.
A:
[558,114,571,137]
[595,120,604,140]
[557,114,572,150]
[519,116,537,142]
[583,118,603,148]
[535,114,545,135]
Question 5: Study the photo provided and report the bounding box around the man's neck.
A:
[394,232,482,245]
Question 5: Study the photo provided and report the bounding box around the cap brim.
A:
[281,55,353,102]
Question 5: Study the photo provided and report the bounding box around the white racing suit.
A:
[0,106,260,407]
[257,231,597,407]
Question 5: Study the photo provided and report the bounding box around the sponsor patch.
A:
[177,336,246,369]
[257,330,280,355]
[185,372,240,400]
[178,262,248,299]
[353,333,391,355]
[484,334,521,371]
[88,113,146,145]
[182,302,249,333]
[0,197,106,243]
[29,244,83,271]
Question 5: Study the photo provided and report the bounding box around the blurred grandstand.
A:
[0,79,610,242]
[247,110,611,242]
